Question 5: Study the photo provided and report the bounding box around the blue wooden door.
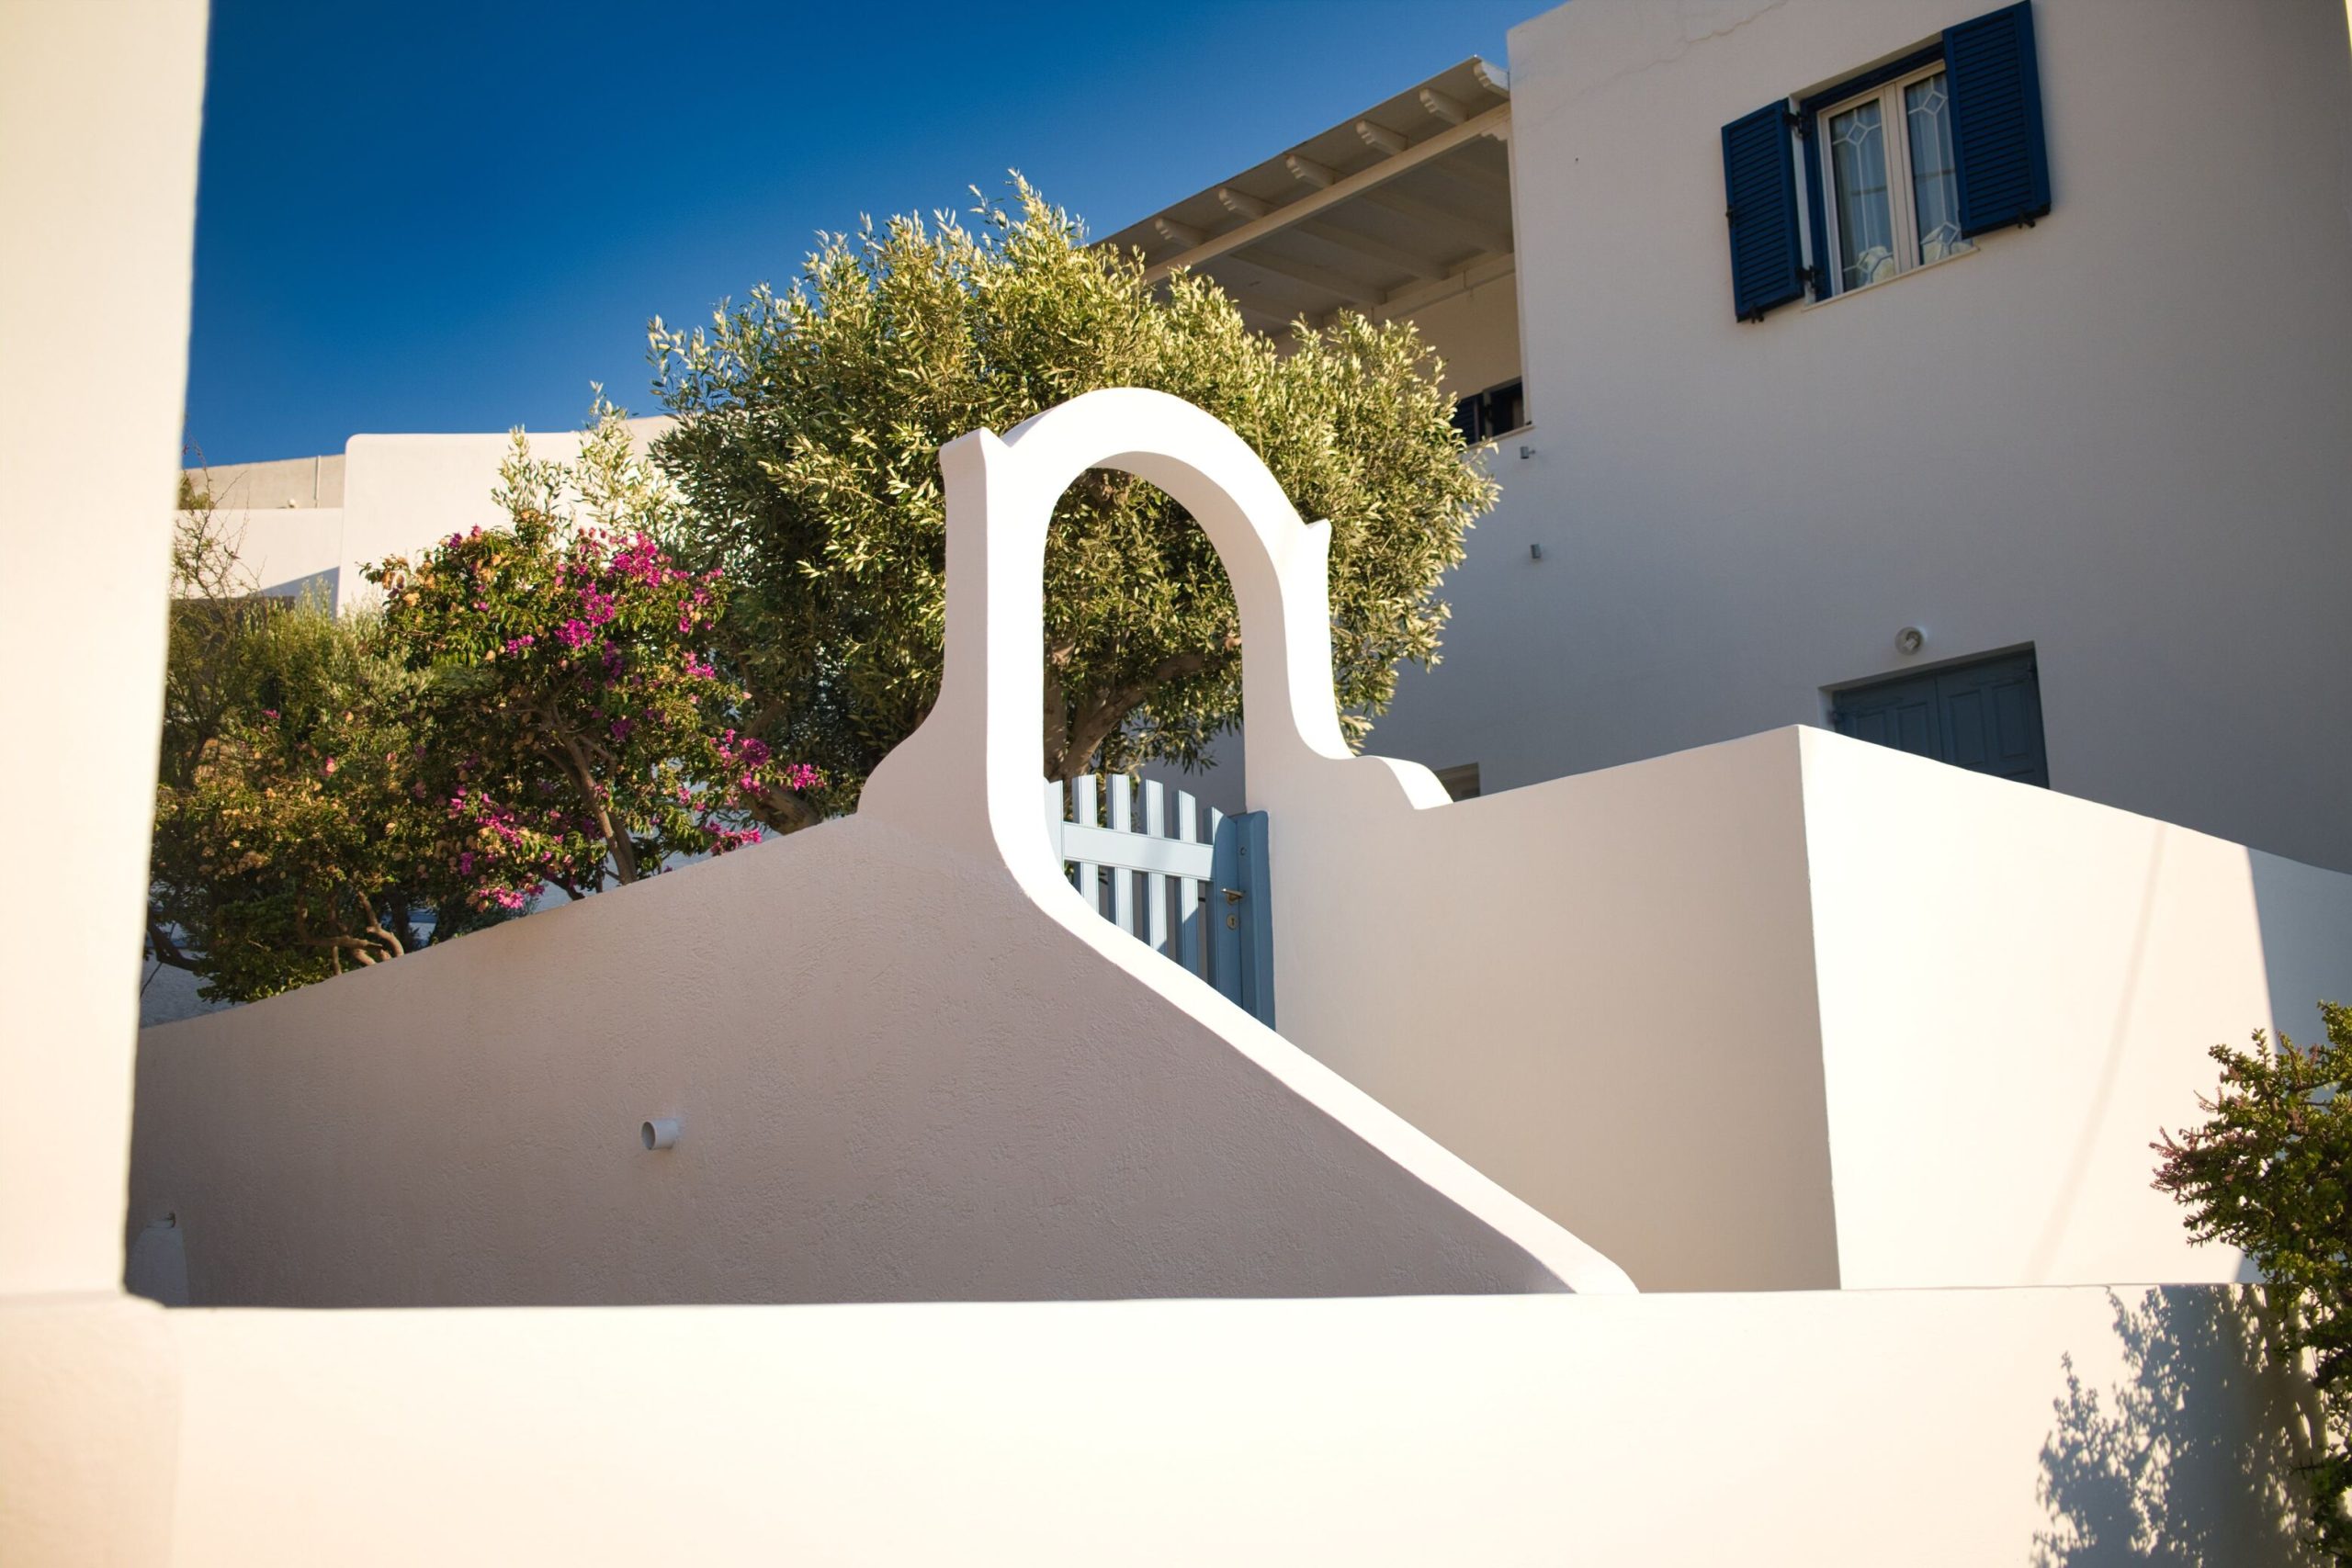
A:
[1208,811,1275,1028]
[1831,649,2048,786]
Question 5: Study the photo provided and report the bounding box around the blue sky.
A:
[186,0,1537,465]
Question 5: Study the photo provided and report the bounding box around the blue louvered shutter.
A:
[1945,2,2051,235]
[1721,102,1804,321]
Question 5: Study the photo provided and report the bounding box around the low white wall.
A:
[334,418,673,611]
[1267,727,1842,1292]
[200,506,344,601]
[162,1284,2319,1563]
[1802,728,2352,1290]
[1267,725,2352,1293]
[131,810,1617,1306]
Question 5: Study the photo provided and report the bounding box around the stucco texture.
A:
[162,1284,2323,1565]
[1269,724,2352,1294]
[131,814,1593,1305]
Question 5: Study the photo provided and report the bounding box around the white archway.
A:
[861,387,1449,899]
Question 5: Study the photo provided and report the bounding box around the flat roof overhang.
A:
[1102,58,1513,335]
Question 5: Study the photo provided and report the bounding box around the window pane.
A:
[1905,71,1973,265]
[1827,98,1895,290]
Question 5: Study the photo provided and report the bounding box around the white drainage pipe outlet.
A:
[640,1117,682,1151]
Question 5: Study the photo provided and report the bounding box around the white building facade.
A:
[1125,0,2352,874]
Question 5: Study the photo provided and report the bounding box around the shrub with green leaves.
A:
[2155,1001,2352,1559]
[148,591,453,998]
[151,411,818,1002]
[370,409,820,910]
[649,179,1496,795]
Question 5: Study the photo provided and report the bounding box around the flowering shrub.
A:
[2155,1002,2352,1559]
[152,410,823,1002]
[148,593,458,999]
[368,407,820,913]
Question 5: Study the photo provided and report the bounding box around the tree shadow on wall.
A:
[2034,1286,2325,1566]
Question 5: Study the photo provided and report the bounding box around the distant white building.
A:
[1114,0,2352,875]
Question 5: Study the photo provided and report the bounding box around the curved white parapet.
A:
[862,388,1631,1295]
[865,387,1450,882]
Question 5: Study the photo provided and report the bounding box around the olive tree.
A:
[649,180,1495,795]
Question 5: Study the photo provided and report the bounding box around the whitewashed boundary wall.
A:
[130,809,1622,1304]
[164,1286,2322,1565]
[1266,723,2352,1293]
[1,1,211,1560]
[132,386,1631,1305]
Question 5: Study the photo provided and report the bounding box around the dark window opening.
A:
[1451,379,1525,444]
[1433,762,1482,801]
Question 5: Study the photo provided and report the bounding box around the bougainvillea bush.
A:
[151,410,820,1002]
[369,407,822,914]
[2155,1002,2352,1560]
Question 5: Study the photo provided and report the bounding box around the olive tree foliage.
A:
[649,180,1496,793]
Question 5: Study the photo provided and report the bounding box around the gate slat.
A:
[1074,773,1102,915]
[1176,789,1202,976]
[1105,773,1136,936]
[1143,780,1170,955]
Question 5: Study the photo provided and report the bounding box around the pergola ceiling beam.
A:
[1217,186,1272,220]
[1221,248,1381,308]
[1446,156,1512,201]
[1419,88,1468,125]
[1358,186,1512,258]
[1193,262,1329,320]
[1146,102,1512,285]
[1355,119,1410,157]
[1283,153,1336,190]
[1292,218,1454,282]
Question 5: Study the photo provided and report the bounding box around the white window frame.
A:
[1815,60,1966,297]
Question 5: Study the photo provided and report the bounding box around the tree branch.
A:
[145,916,198,972]
[545,716,639,884]
[1053,639,1238,781]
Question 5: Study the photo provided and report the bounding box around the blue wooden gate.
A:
[1046,775,1274,1027]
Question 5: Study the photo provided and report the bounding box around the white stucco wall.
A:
[1370,0,2352,875]
[198,506,345,600]
[1800,727,2348,1290]
[0,2,209,1561]
[180,419,674,615]
[163,1284,2321,1564]
[1271,728,1841,1292]
[1384,262,1523,404]
[130,809,1623,1306]
[1265,724,2352,1293]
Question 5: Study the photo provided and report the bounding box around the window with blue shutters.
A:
[1724,1,2050,315]
[1721,102,1804,321]
[1944,2,2051,235]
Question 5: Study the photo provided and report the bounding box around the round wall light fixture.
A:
[1895,626,1927,657]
